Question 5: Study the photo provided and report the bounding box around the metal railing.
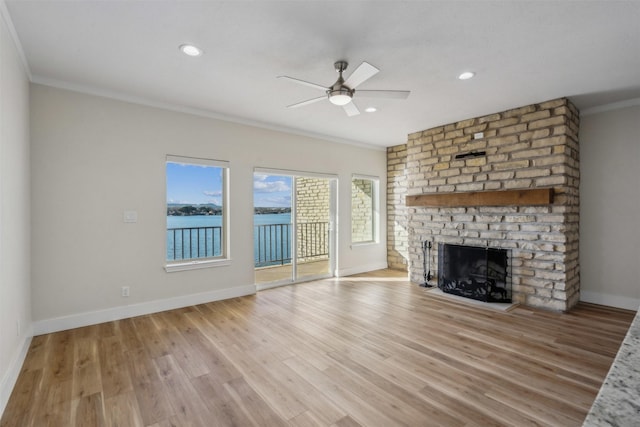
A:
[297,222,330,260]
[167,222,329,266]
[167,226,222,261]
[255,222,329,267]
[254,223,292,267]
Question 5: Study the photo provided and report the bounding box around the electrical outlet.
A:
[121,286,130,297]
[123,211,138,223]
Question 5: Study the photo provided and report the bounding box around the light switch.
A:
[123,210,138,223]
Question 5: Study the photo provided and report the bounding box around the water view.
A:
[166,213,291,263]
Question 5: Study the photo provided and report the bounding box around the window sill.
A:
[165,258,231,273]
[351,241,378,249]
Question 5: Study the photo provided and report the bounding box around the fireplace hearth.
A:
[438,243,511,303]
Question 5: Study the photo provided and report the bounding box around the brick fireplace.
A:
[387,98,580,311]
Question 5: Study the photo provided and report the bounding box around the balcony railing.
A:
[254,223,291,267]
[167,222,329,267]
[297,222,330,261]
[254,222,329,267]
[167,226,222,261]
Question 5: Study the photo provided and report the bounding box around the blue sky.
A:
[166,163,291,208]
[253,173,291,207]
[166,162,223,205]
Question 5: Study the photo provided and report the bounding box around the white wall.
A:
[30,84,388,331]
[0,8,31,417]
[580,104,640,310]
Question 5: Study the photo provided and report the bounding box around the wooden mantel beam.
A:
[405,188,554,207]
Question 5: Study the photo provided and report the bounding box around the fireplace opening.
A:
[437,243,512,303]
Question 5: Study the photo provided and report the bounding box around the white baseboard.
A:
[336,262,388,278]
[0,331,32,419]
[33,284,256,335]
[580,291,640,311]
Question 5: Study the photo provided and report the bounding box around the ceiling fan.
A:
[278,61,410,117]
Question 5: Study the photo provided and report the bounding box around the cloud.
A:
[256,195,291,207]
[254,177,290,193]
[203,190,222,197]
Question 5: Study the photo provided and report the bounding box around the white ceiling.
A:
[4,0,640,148]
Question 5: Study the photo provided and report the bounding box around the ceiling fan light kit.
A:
[328,90,353,106]
[279,60,410,116]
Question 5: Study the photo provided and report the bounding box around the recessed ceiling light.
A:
[179,44,202,57]
[365,107,377,113]
[458,71,475,80]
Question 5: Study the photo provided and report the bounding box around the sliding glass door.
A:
[254,170,336,288]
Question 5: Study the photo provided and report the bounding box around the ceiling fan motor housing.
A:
[328,61,353,105]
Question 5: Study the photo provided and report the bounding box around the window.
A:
[165,155,229,271]
[351,175,378,244]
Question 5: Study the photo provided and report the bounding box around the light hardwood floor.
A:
[1,269,635,427]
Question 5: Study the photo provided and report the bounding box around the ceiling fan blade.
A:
[343,102,360,117]
[344,62,379,89]
[286,96,326,109]
[278,75,327,91]
[356,90,411,99]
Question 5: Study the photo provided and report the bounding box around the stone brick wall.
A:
[296,177,330,262]
[388,98,580,311]
[351,178,374,242]
[387,144,409,270]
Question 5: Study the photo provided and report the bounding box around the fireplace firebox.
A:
[438,243,511,303]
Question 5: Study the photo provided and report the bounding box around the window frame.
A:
[165,155,231,272]
[350,174,379,246]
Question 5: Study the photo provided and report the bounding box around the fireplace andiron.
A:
[421,240,434,288]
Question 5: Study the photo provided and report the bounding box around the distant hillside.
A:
[167,203,290,216]
[167,203,220,208]
[167,204,221,216]
[254,207,291,215]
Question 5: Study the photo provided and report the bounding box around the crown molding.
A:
[0,0,32,80]
[581,97,640,116]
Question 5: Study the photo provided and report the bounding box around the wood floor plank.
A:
[98,336,133,399]
[103,392,144,427]
[155,327,210,379]
[71,337,101,399]
[331,415,363,427]
[283,356,402,427]
[32,379,72,427]
[19,334,48,373]
[190,374,258,427]
[224,377,289,427]
[116,318,144,353]
[132,379,173,426]
[218,343,308,420]
[127,347,161,386]
[0,369,43,427]
[71,392,105,427]
[326,350,464,426]
[154,354,212,427]
[48,330,75,382]
[234,344,347,425]
[1,269,636,427]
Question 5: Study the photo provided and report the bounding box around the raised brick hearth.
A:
[388,98,580,311]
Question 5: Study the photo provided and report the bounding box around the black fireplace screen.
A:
[438,243,512,303]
